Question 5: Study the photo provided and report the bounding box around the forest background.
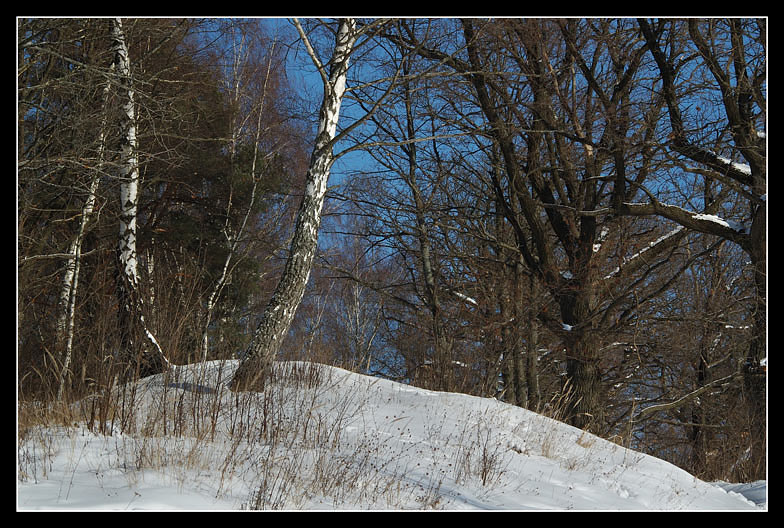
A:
[17,17,766,483]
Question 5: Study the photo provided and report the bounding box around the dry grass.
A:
[19,360,518,509]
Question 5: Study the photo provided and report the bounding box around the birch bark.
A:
[56,163,101,399]
[111,18,170,378]
[55,63,113,398]
[230,19,357,391]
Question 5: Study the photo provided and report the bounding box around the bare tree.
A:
[19,18,203,397]
[455,19,677,431]
[631,18,766,479]
[18,18,299,400]
[379,18,720,432]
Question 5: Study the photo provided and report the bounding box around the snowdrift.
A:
[18,360,764,510]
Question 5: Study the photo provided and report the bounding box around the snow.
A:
[692,213,749,234]
[593,226,610,253]
[452,291,478,306]
[715,156,752,177]
[604,225,685,279]
[17,360,765,511]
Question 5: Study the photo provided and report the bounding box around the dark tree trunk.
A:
[559,282,603,431]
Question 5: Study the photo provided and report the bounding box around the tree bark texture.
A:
[111,18,169,379]
[230,19,357,392]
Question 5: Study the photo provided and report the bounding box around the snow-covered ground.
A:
[17,360,766,511]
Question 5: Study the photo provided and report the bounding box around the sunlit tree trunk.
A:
[111,18,170,379]
[230,19,357,392]
[56,168,101,399]
[55,67,114,398]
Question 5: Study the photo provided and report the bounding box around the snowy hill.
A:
[17,360,765,510]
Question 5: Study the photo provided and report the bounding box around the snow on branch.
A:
[619,200,751,243]
[692,213,749,234]
[450,290,478,307]
[714,154,752,177]
[604,225,685,279]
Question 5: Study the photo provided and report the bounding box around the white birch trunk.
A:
[56,173,101,398]
[113,17,140,290]
[111,18,170,377]
[56,59,116,398]
[230,19,356,391]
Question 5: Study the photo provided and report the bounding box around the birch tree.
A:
[19,18,108,396]
[54,83,106,398]
[111,18,170,379]
[230,18,358,391]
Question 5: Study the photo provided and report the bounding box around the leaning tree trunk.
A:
[111,18,169,380]
[56,163,101,399]
[56,54,116,399]
[230,19,357,392]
